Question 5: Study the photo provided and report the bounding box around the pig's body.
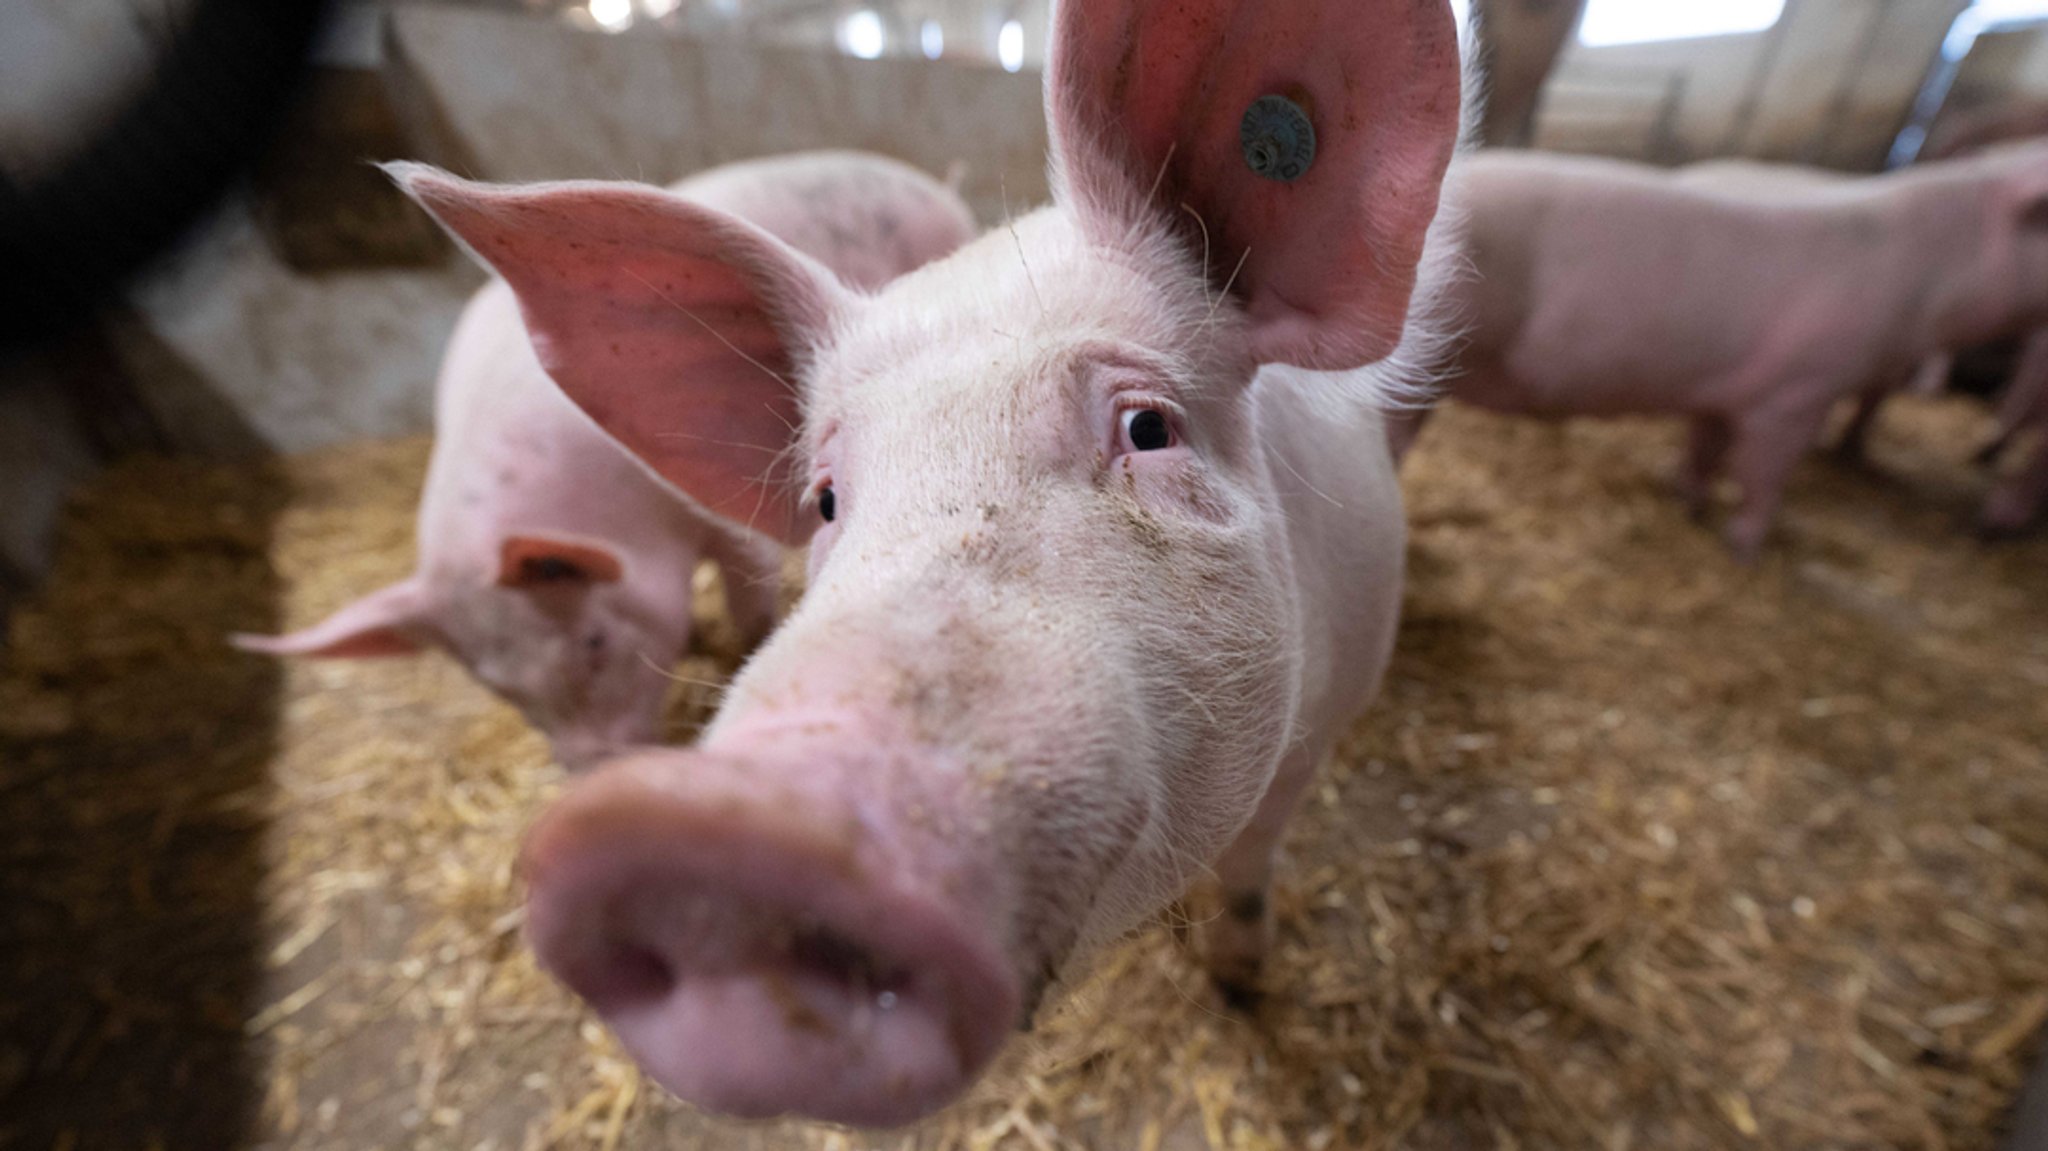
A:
[395,0,1465,1127]
[237,152,978,766]
[405,281,779,766]
[1679,155,2048,537]
[1435,148,2048,557]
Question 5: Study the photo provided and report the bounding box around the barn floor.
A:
[2,397,2045,1151]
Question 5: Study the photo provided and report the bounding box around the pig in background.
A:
[392,0,1467,1128]
[1678,154,2048,538]
[1394,142,2048,559]
[235,151,978,768]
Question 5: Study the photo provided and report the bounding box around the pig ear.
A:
[230,579,432,659]
[497,536,626,588]
[1047,0,1463,370]
[387,163,852,544]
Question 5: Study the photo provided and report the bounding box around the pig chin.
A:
[519,728,1029,1127]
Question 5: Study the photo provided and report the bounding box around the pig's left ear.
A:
[1048,0,1463,371]
[387,164,852,545]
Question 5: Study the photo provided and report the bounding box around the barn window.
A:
[1577,0,1787,48]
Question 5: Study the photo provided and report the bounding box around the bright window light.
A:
[1578,0,1785,48]
[1964,0,2048,22]
[588,0,633,32]
[840,9,886,59]
[1949,0,2048,54]
[921,19,944,59]
[998,19,1025,72]
[640,0,680,17]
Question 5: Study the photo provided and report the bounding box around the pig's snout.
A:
[521,750,1020,1127]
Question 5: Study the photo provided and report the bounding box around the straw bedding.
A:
[2,396,2044,1150]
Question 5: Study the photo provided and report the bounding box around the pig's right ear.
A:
[1047,0,1462,371]
[386,164,851,544]
[230,579,432,659]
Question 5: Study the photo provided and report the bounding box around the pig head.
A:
[396,0,1461,1127]
[236,154,977,768]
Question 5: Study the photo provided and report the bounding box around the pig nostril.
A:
[599,939,678,1004]
[786,921,907,998]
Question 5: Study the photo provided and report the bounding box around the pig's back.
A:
[674,151,977,293]
[1458,153,1888,414]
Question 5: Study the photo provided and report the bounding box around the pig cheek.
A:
[996,766,1158,997]
[1111,454,1237,528]
[804,521,842,583]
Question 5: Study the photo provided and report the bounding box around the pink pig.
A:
[235,151,978,767]
[390,0,1465,1127]
[1678,157,2048,536]
[1978,339,2048,535]
[1397,145,2048,559]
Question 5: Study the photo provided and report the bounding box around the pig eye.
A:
[1120,407,1176,452]
[818,485,837,523]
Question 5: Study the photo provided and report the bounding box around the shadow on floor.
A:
[0,454,287,1150]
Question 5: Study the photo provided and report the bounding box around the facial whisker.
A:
[1003,176,1046,316]
[636,651,731,692]
[1145,140,1178,207]
[1274,446,1345,510]
[649,430,788,456]
[1178,201,1214,290]
[1198,246,1253,337]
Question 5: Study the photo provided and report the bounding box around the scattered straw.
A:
[3,393,2045,1150]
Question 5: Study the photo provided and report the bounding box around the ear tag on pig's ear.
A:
[1240,95,1316,182]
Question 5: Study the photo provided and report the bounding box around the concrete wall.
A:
[0,0,190,180]
[386,4,1046,223]
[0,1,1049,593]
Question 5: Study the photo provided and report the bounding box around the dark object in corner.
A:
[0,0,332,354]
[2006,1028,2048,1151]
[252,67,451,273]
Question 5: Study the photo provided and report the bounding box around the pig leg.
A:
[1839,356,1946,464]
[1982,331,2048,466]
[1721,400,1833,563]
[1980,437,2048,538]
[1205,745,1318,1005]
[1833,390,1885,465]
[1677,415,1732,519]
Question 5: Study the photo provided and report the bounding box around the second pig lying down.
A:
[236,152,977,767]
[1398,145,2048,559]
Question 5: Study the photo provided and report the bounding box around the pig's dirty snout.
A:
[521,749,1020,1127]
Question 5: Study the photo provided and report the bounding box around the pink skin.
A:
[396,0,1465,1127]
[1683,157,2048,528]
[1402,146,2048,561]
[234,152,977,768]
[1979,339,2048,536]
